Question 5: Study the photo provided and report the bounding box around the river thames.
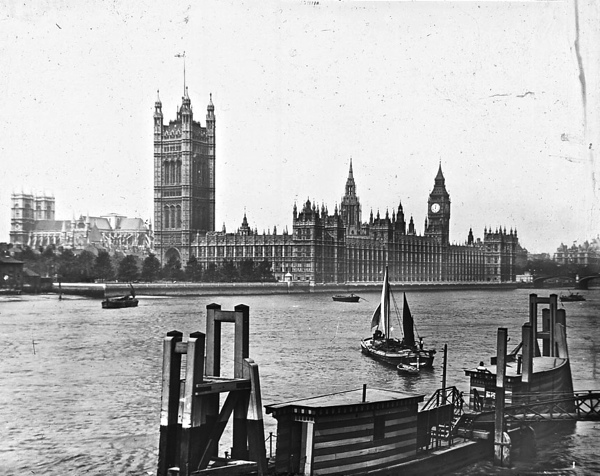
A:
[0,287,598,475]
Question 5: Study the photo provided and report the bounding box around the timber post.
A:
[232,304,250,461]
[157,304,267,476]
[158,330,183,476]
[521,322,533,395]
[494,327,511,467]
[179,331,206,473]
[528,294,537,355]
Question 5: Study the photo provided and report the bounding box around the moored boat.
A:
[102,284,139,309]
[360,266,435,368]
[332,293,360,302]
[397,363,420,375]
[559,292,585,302]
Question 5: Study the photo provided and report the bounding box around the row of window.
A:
[163,160,182,185]
[163,206,182,229]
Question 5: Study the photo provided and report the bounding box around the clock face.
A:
[431,203,441,213]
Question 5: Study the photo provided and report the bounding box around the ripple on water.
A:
[0,289,598,474]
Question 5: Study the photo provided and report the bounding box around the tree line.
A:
[12,246,276,283]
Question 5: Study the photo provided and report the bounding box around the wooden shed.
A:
[265,387,424,476]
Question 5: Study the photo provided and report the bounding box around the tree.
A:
[219,259,239,282]
[238,259,256,282]
[93,250,114,281]
[57,249,78,282]
[163,255,184,282]
[16,246,41,275]
[141,253,161,282]
[76,251,96,282]
[185,255,202,282]
[203,262,218,282]
[118,255,140,282]
[41,245,57,277]
[256,259,276,282]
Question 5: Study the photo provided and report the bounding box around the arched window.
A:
[170,205,176,229]
[164,161,170,184]
[176,205,182,228]
[169,161,175,185]
[176,160,182,183]
[164,206,170,229]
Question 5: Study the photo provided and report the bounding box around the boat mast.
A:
[382,266,390,339]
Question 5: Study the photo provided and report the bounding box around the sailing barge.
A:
[360,266,435,368]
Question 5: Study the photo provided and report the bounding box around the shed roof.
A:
[265,387,424,418]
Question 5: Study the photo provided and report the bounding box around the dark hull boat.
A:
[360,266,435,368]
[332,294,360,302]
[102,296,139,309]
[560,292,585,302]
[102,284,139,309]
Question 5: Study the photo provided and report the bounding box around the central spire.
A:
[345,158,356,196]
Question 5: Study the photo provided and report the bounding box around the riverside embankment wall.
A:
[54,281,518,298]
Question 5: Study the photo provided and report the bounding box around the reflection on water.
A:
[0,288,598,475]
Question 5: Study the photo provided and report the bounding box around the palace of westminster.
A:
[10,89,527,283]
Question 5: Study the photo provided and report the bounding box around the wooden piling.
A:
[528,294,538,355]
[158,331,183,476]
[232,305,250,461]
[244,358,267,475]
[179,331,206,474]
[205,303,222,462]
[521,322,533,390]
[494,327,510,467]
[549,294,557,357]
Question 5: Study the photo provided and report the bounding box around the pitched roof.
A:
[89,217,112,231]
[117,218,147,231]
[33,220,70,232]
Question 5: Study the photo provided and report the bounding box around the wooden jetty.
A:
[462,294,599,467]
[157,304,267,476]
[156,296,599,475]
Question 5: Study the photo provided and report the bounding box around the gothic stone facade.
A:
[10,193,152,254]
[153,88,215,264]
[155,94,519,283]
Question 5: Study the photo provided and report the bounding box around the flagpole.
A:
[175,51,186,94]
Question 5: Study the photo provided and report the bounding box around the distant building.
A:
[0,249,23,293]
[554,238,600,268]
[153,91,523,283]
[153,88,216,264]
[516,271,534,283]
[188,163,521,283]
[10,193,152,255]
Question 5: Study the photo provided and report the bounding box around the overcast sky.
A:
[1,1,599,254]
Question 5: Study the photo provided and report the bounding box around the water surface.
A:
[0,288,598,475]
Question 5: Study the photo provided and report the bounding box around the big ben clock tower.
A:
[425,164,451,245]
